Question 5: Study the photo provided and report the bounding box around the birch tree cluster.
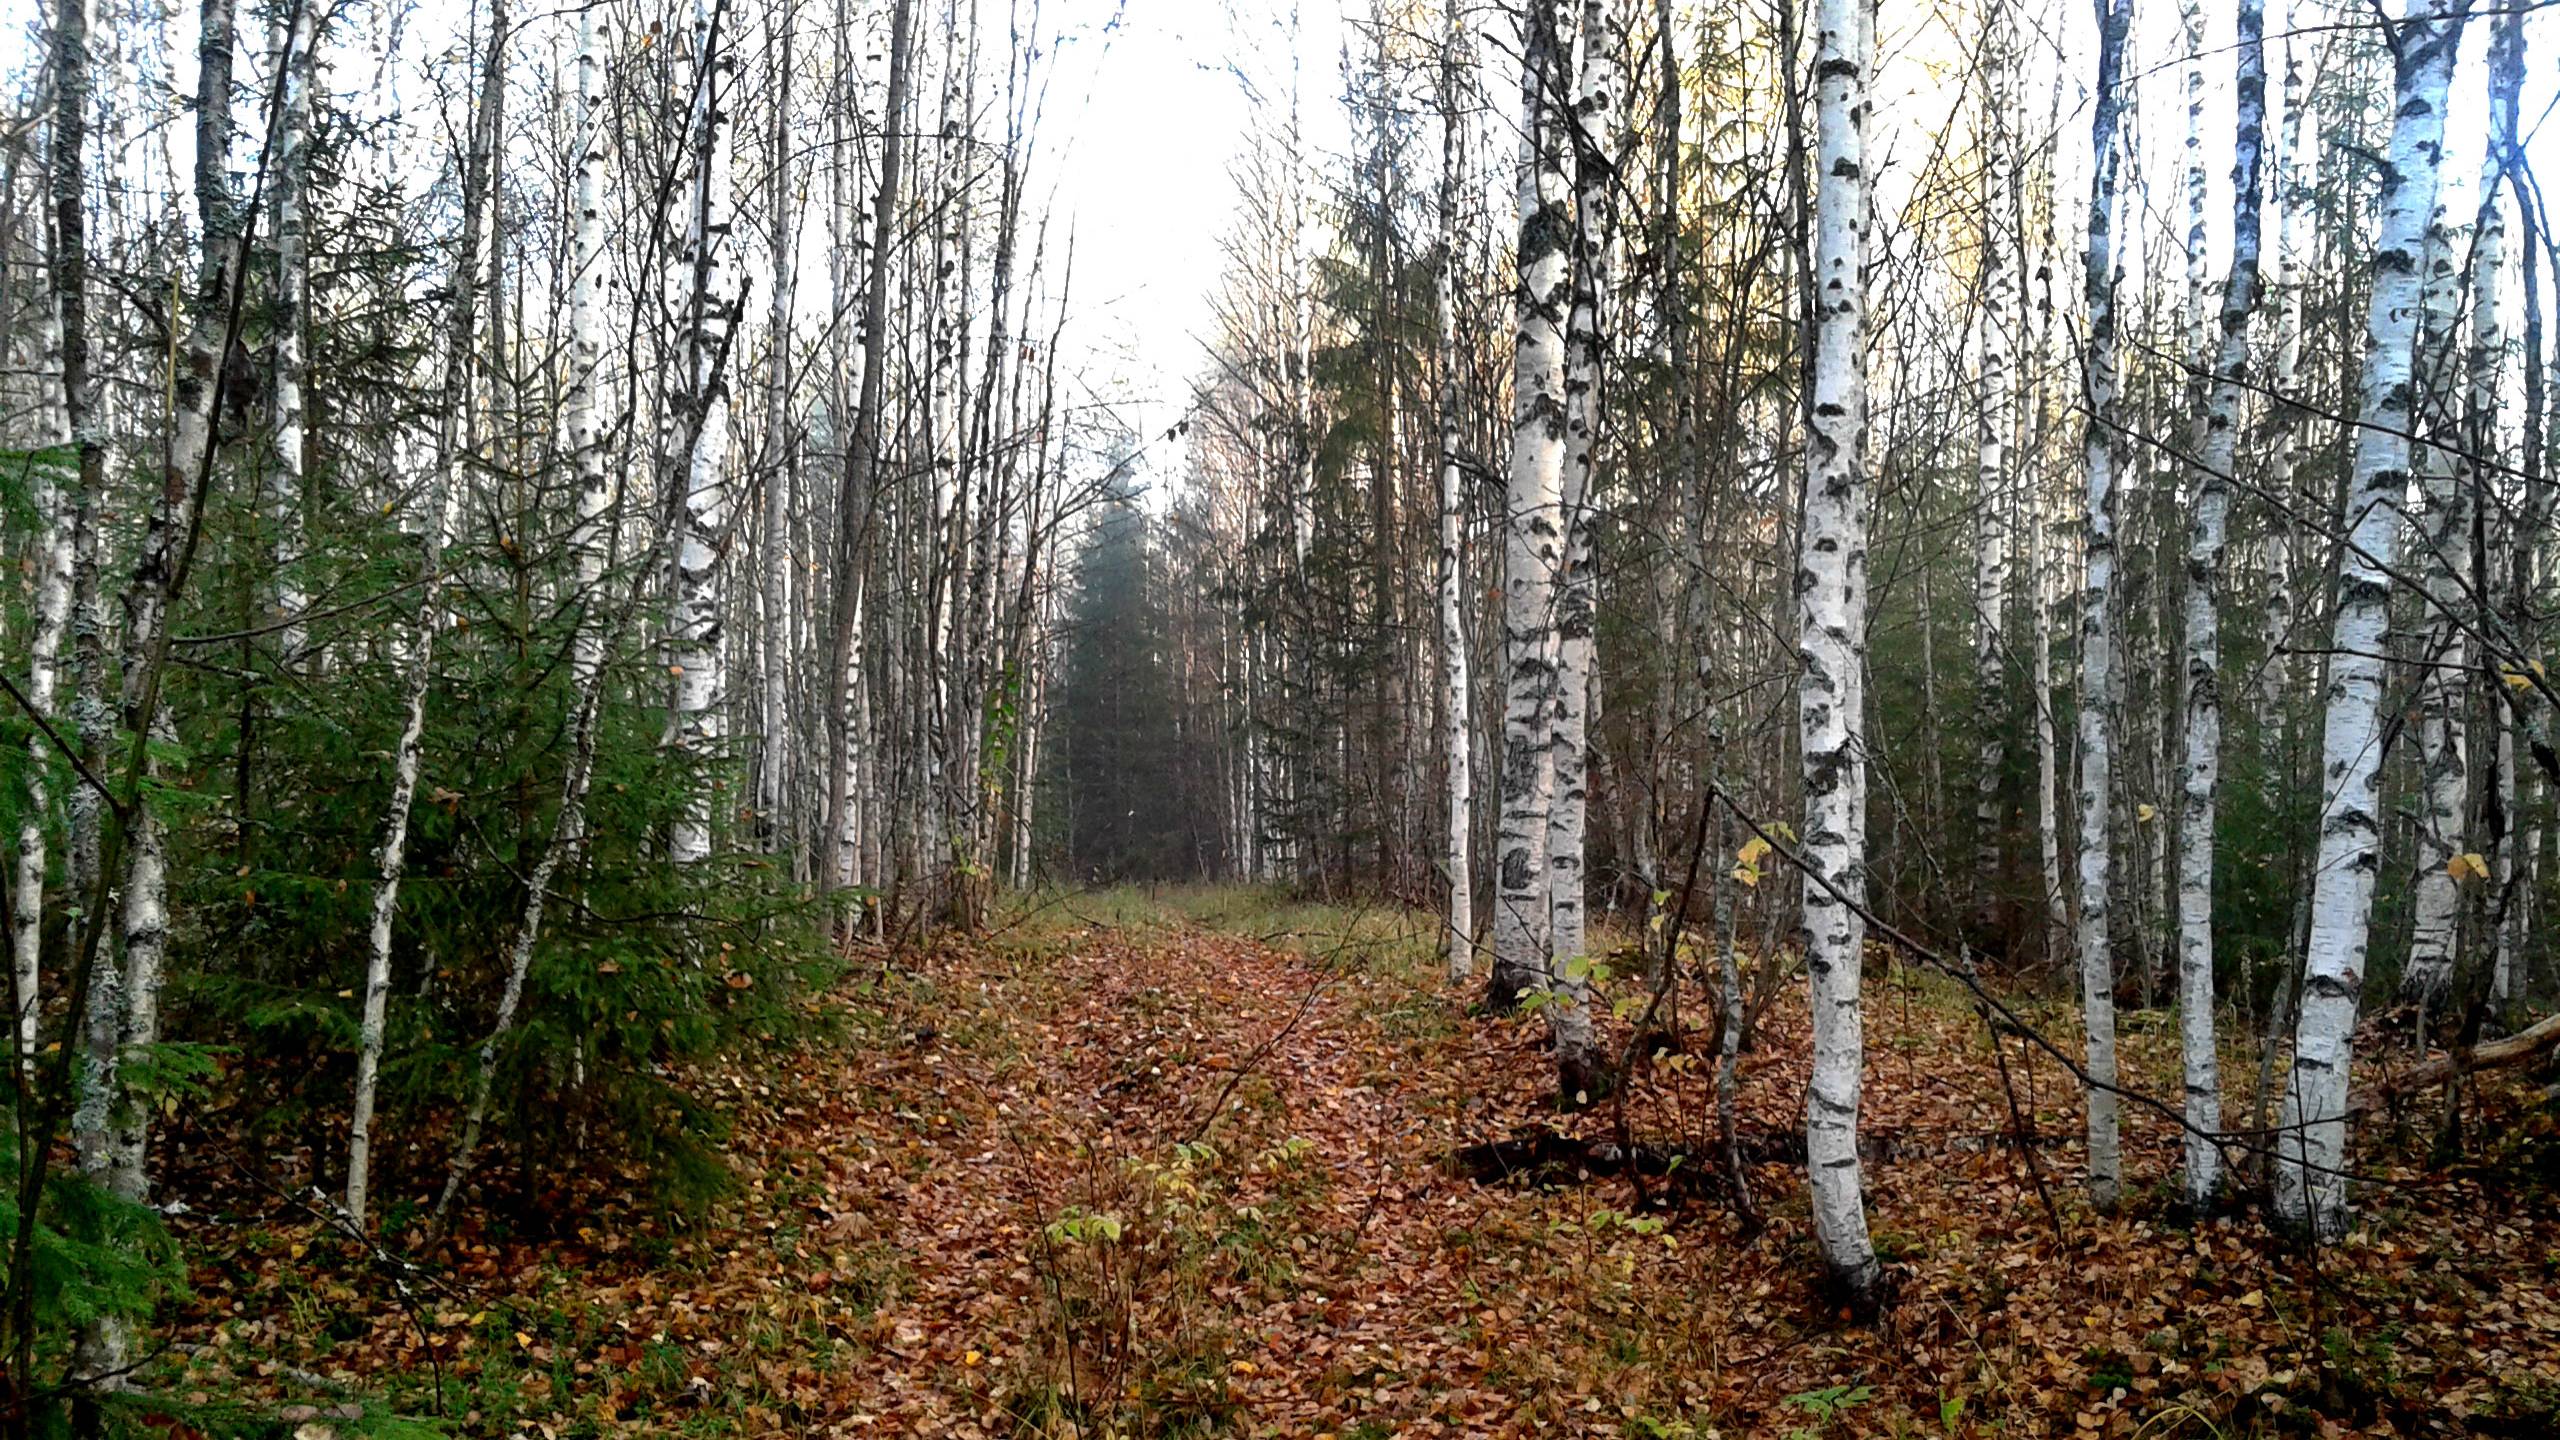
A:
[1,0,1104,1401]
[1061,0,2560,1299]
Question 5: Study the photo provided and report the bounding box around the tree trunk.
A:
[267,0,315,668]
[1970,0,2015,919]
[2074,0,2133,1215]
[79,0,245,1384]
[758,8,799,858]
[2277,0,2469,1243]
[669,0,739,864]
[1543,0,1621,1098]
[348,0,500,1228]
[2402,210,2469,1009]
[2471,11,2521,1000]
[18,0,96,1072]
[824,0,915,902]
[1488,0,1571,1015]
[1436,0,1474,980]
[1800,0,1881,1311]
[2176,0,2266,1215]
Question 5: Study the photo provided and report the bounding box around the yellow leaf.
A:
[1738,835,1772,866]
[964,1349,983,1367]
[2135,803,2157,823]
[2448,852,2490,882]
[515,1331,534,1349]
[1732,863,1760,888]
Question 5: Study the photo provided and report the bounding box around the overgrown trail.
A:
[844,908,1495,1431]
[738,900,2560,1436]
[170,897,2560,1437]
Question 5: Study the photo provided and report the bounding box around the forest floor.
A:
[160,887,2560,1438]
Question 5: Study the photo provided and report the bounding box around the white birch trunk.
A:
[1970,0,2014,900]
[758,8,798,856]
[670,0,738,864]
[2029,64,2068,969]
[2177,0,2266,1214]
[267,0,313,666]
[1490,0,1571,1012]
[76,22,236,1413]
[347,0,500,1227]
[2277,0,2467,1241]
[1801,0,1881,1308]
[1543,0,1620,1095]
[2402,210,2469,1005]
[825,0,914,904]
[567,8,613,698]
[2033,476,2067,963]
[2476,11,2523,1000]
[15,307,76,1070]
[1437,0,1474,979]
[2262,0,2310,733]
[2074,0,2134,1215]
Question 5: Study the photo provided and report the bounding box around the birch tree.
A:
[1436,0,1473,979]
[2475,9,2525,1002]
[74,0,249,1382]
[669,0,740,864]
[2176,0,2265,1215]
[824,0,917,902]
[2401,204,2469,1007]
[17,0,97,1070]
[347,0,500,1226]
[2074,0,2133,1215]
[1488,0,1571,1015]
[267,0,316,666]
[1970,0,2014,910]
[1800,0,1881,1310]
[1543,0,1621,1098]
[2276,0,2471,1242]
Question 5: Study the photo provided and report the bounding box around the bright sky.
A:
[1036,0,1351,491]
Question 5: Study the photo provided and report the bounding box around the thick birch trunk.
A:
[2262,0,2310,750]
[2277,0,2468,1241]
[1489,0,1571,1014]
[2177,0,2266,1214]
[1800,0,1880,1309]
[1543,0,1620,1096]
[2075,0,2133,1215]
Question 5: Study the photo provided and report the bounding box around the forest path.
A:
[811,898,2061,1435]
[835,905,1517,1433]
[815,900,2560,1437]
